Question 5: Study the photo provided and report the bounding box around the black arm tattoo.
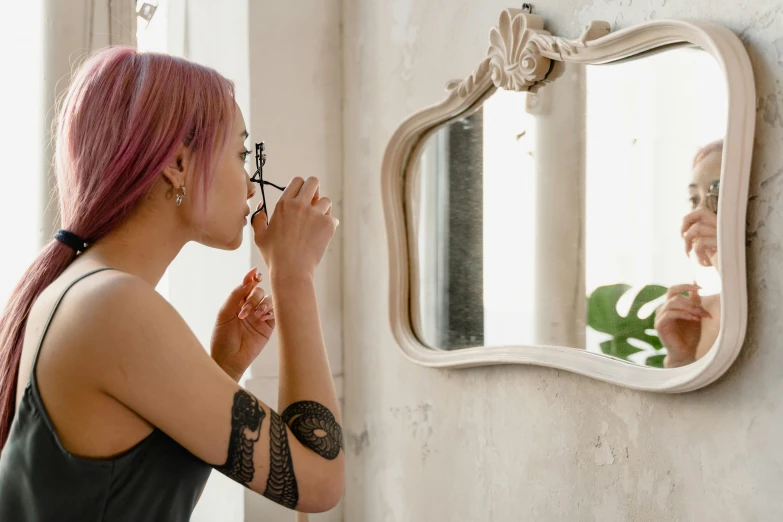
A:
[263,410,299,509]
[281,401,343,460]
[215,391,300,509]
[215,390,265,486]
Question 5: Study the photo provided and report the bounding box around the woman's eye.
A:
[689,196,699,208]
[240,150,251,163]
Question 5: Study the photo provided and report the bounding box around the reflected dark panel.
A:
[443,110,484,349]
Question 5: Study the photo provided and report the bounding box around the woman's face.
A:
[684,150,721,268]
[195,102,256,249]
[688,151,721,214]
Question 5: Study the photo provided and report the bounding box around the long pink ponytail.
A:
[0,46,237,450]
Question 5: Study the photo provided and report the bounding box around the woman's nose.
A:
[246,177,256,200]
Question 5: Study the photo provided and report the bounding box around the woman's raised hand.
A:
[654,283,712,368]
[251,176,339,279]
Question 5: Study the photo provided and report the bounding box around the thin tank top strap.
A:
[29,267,119,387]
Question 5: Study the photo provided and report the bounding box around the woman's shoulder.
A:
[38,266,180,359]
[42,266,156,321]
[69,267,177,328]
[38,266,199,392]
[701,292,721,309]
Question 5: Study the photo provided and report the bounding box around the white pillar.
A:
[529,65,587,348]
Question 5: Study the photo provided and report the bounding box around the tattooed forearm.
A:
[281,401,343,460]
[214,391,299,509]
[215,390,265,486]
[263,410,299,509]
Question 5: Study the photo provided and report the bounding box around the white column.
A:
[529,65,587,348]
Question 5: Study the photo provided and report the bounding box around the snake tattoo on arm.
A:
[214,390,299,509]
[214,393,342,510]
[281,401,343,460]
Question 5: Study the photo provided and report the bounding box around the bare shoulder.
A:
[52,269,198,385]
[701,292,721,311]
[72,269,171,323]
[57,269,173,339]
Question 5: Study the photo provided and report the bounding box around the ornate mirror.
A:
[381,9,755,392]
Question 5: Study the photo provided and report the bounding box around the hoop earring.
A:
[176,185,186,206]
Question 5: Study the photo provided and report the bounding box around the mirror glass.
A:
[409,47,727,368]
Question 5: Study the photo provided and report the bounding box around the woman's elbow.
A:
[298,462,345,513]
[302,482,344,513]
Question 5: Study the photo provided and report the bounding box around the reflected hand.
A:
[654,283,712,368]
[210,267,276,381]
[682,208,717,267]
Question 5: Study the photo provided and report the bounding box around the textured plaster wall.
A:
[341,0,783,520]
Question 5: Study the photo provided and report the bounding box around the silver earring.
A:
[175,185,186,206]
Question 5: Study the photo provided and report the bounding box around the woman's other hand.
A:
[655,283,712,368]
[210,267,275,381]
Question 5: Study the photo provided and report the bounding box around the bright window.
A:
[0,0,44,312]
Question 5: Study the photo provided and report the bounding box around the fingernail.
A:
[254,273,262,282]
[254,309,264,317]
[239,304,251,318]
[258,305,268,314]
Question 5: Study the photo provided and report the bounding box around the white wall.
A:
[342,1,783,520]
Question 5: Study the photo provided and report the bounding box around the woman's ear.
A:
[161,144,190,189]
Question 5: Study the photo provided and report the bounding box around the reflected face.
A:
[689,151,721,213]
[685,149,721,269]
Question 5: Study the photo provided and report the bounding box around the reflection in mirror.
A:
[409,47,727,368]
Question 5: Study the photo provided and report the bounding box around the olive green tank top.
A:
[0,268,212,521]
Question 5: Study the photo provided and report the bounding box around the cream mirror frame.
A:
[380,9,755,392]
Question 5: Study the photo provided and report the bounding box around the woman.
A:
[655,140,722,369]
[0,47,344,519]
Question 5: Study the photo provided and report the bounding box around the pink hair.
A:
[693,139,723,168]
[0,46,236,449]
